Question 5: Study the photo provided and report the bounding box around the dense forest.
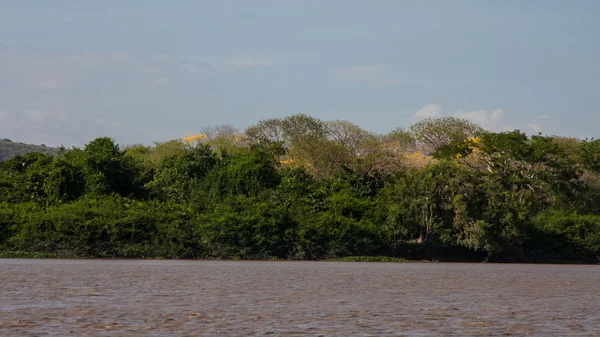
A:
[1,114,599,262]
[0,139,59,162]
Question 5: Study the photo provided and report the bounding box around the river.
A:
[1,260,599,336]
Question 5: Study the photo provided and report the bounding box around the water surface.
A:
[1,260,599,336]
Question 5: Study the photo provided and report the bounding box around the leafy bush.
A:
[527,210,600,262]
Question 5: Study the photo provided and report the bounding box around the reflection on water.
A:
[1,260,599,336]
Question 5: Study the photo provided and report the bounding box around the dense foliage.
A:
[1,115,599,262]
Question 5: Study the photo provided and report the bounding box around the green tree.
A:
[410,117,482,154]
[197,193,295,259]
[0,152,54,203]
[580,138,600,174]
[147,143,217,202]
[83,137,143,197]
[44,158,86,203]
[381,161,472,246]
[205,148,280,201]
[437,131,583,259]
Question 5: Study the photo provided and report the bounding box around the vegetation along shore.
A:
[1,115,599,263]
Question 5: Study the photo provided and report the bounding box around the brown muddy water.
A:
[1,260,599,336]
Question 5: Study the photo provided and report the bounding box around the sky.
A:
[0,0,599,147]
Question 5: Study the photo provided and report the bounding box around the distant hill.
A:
[0,138,60,161]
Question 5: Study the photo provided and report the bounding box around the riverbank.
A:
[0,251,419,262]
[1,250,595,265]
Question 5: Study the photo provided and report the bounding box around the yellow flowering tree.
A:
[182,133,207,145]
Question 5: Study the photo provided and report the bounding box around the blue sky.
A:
[0,0,599,146]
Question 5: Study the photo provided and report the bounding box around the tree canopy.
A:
[1,115,599,263]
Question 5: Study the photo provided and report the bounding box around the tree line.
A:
[1,114,599,262]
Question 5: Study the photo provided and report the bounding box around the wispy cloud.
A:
[0,49,167,90]
[527,114,551,134]
[0,108,78,145]
[413,104,442,118]
[0,49,194,146]
[329,65,468,88]
[223,55,282,69]
[179,63,211,74]
[454,108,511,131]
[23,109,47,123]
[330,64,387,83]
[1,48,293,146]
[412,104,527,132]
[1,49,284,90]
[175,55,283,74]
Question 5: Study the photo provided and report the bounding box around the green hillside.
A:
[0,139,59,161]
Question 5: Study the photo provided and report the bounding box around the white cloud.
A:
[413,104,515,131]
[180,63,210,74]
[223,55,281,68]
[1,49,283,91]
[1,48,253,146]
[177,55,282,74]
[3,48,288,146]
[23,109,46,123]
[527,122,542,133]
[330,64,386,82]
[0,50,167,90]
[490,108,505,121]
[0,108,78,145]
[527,114,552,134]
[413,104,442,118]
[425,106,551,134]
[23,109,70,125]
[533,114,550,121]
[453,108,511,131]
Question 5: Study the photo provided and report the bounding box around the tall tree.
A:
[83,137,142,197]
[409,117,483,154]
